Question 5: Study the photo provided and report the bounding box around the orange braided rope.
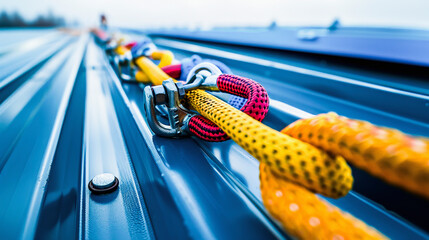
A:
[282,112,429,198]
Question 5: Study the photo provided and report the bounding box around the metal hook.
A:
[144,79,193,137]
[116,50,135,81]
[143,63,224,138]
[183,62,222,91]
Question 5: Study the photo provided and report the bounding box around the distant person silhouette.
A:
[100,14,108,30]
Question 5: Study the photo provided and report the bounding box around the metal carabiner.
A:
[104,38,119,57]
[144,79,195,137]
[183,62,222,91]
[116,50,135,81]
[143,62,223,138]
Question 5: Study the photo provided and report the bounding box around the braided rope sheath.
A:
[259,163,387,240]
[282,112,429,198]
[188,116,230,141]
[188,74,269,142]
[228,95,247,109]
[185,90,353,198]
[217,75,268,122]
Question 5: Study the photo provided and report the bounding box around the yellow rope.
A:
[151,50,174,68]
[134,51,174,83]
[129,51,353,199]
[135,70,151,83]
[134,57,173,85]
[185,90,353,198]
[114,46,174,84]
[114,45,129,55]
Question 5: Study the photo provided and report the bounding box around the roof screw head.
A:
[88,173,119,194]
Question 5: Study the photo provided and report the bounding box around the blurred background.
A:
[1,0,429,29]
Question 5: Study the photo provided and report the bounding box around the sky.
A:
[1,0,429,30]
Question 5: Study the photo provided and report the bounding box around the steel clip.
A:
[183,62,222,91]
[144,63,223,137]
[116,51,135,81]
[144,79,195,137]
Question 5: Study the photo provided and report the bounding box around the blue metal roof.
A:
[145,27,429,67]
[0,28,428,239]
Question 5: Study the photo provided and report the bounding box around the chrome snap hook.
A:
[143,63,227,138]
[183,62,222,91]
[144,79,193,137]
[116,50,135,81]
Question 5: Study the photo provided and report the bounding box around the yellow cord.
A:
[132,53,354,198]
[114,45,129,55]
[151,50,174,68]
[130,49,355,199]
[260,162,387,240]
[135,70,151,83]
[114,46,174,84]
[185,90,353,198]
[283,112,429,199]
[134,57,173,85]
[134,51,174,83]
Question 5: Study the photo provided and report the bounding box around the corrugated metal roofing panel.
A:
[0,29,428,239]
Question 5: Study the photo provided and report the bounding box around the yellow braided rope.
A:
[129,55,353,198]
[282,112,429,198]
[185,90,353,198]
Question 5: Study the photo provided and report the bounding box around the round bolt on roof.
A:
[88,173,119,194]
